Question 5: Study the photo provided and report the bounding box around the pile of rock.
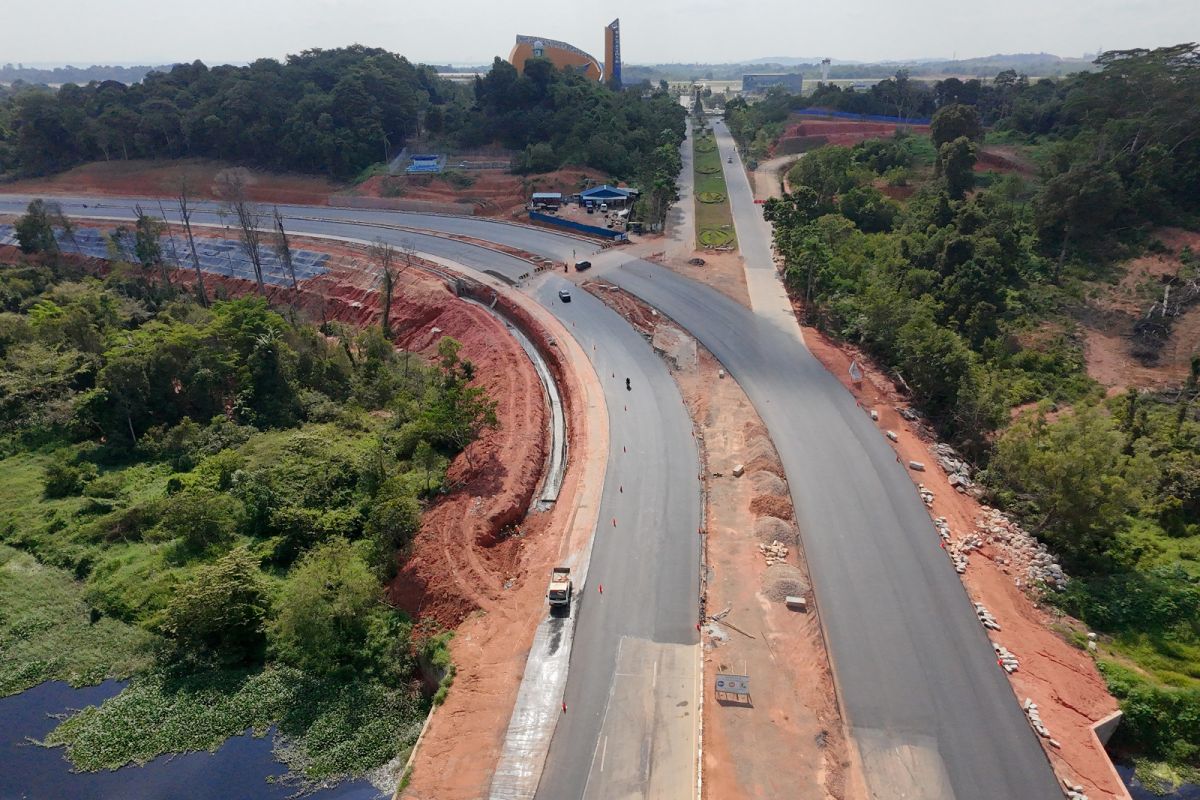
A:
[976,507,1069,593]
[759,540,789,565]
[992,642,1019,673]
[917,483,935,507]
[933,442,975,492]
[974,602,1001,631]
[1061,778,1090,800]
[1022,698,1065,752]
[948,534,982,574]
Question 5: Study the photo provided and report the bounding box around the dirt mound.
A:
[762,563,810,602]
[749,471,787,496]
[743,436,775,463]
[754,516,798,545]
[744,455,786,479]
[750,494,793,520]
[742,420,769,440]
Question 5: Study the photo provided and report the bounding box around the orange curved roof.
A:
[509,35,603,82]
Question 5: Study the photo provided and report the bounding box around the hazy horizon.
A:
[0,0,1192,67]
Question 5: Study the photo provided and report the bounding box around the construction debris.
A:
[1061,778,1091,800]
[732,463,745,477]
[758,539,789,565]
[785,595,808,612]
[908,460,926,472]
[918,483,935,506]
[933,442,975,492]
[974,602,1001,631]
[976,507,1069,593]
[885,430,899,442]
[992,642,1020,673]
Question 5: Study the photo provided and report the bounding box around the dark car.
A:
[558,289,572,302]
[574,260,592,272]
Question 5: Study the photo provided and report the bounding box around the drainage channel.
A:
[461,296,567,509]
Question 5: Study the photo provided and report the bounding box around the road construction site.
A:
[0,118,1131,800]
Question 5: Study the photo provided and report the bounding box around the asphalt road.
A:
[604,172,1063,798]
[0,194,599,278]
[532,276,700,800]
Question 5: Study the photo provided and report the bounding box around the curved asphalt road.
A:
[531,276,700,799]
[601,260,1062,795]
[0,194,597,278]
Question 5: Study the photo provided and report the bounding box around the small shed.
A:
[580,184,634,209]
[531,192,563,209]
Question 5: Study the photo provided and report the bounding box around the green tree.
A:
[15,198,59,254]
[930,103,983,148]
[936,136,977,200]
[422,337,499,466]
[157,487,241,552]
[986,404,1156,568]
[269,538,381,675]
[159,547,270,662]
[133,205,168,285]
[365,478,421,576]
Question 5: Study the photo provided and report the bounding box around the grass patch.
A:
[44,665,428,782]
[693,132,737,250]
[0,544,153,696]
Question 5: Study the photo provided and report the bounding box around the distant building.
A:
[579,184,635,208]
[742,73,804,94]
[604,19,622,88]
[531,192,562,209]
[509,35,603,82]
[509,19,623,85]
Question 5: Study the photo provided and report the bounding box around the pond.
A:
[0,681,386,800]
[1117,762,1200,800]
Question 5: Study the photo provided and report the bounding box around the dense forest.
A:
[0,46,684,200]
[0,63,169,86]
[0,243,493,783]
[755,43,1200,779]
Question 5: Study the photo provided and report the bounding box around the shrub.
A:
[43,455,96,498]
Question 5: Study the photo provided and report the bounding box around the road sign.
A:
[715,673,750,696]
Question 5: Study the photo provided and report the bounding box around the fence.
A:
[529,211,626,241]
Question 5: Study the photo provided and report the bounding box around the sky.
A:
[1,0,1195,67]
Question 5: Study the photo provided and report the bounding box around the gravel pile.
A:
[749,471,787,496]
[763,563,809,602]
[754,516,797,545]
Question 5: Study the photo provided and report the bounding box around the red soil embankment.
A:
[4,159,339,205]
[774,118,931,155]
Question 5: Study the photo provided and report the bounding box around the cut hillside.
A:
[351,166,609,218]
[3,159,340,204]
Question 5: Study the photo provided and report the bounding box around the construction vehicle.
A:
[547,567,573,607]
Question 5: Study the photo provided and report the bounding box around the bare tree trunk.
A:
[177,177,209,307]
[370,238,397,338]
[217,169,267,297]
[272,207,299,318]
